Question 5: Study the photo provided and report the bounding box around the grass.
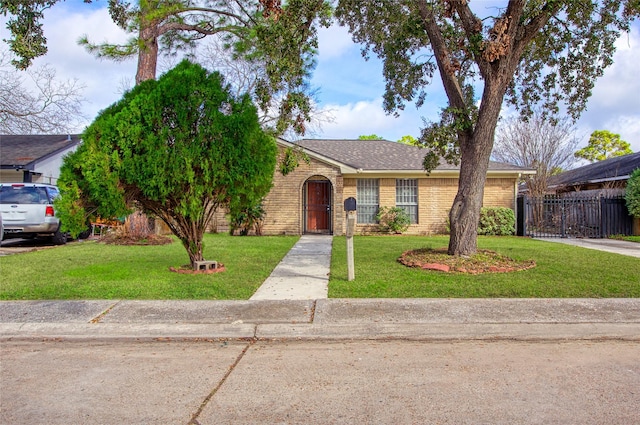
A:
[329,236,640,298]
[611,235,640,243]
[0,234,298,300]
[2,234,638,300]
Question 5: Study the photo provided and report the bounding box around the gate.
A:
[518,195,633,238]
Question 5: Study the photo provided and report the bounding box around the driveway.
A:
[0,238,62,256]
[535,237,640,258]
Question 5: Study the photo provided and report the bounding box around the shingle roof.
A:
[548,151,640,188]
[294,139,529,172]
[0,134,81,168]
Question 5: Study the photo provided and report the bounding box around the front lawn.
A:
[329,236,640,298]
[2,234,638,300]
[0,234,298,300]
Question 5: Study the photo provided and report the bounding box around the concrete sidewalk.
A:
[250,234,332,300]
[1,298,639,341]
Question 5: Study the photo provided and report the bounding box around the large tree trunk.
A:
[182,232,205,269]
[448,136,492,256]
[146,200,218,270]
[135,12,159,83]
[448,82,505,256]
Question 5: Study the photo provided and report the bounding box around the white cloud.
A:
[317,24,355,60]
[576,114,640,154]
[576,26,640,152]
[313,98,432,141]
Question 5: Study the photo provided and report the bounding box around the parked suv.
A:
[0,183,67,245]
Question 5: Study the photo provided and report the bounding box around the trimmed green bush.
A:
[229,202,266,236]
[376,206,411,234]
[55,60,276,268]
[625,168,640,218]
[478,207,515,236]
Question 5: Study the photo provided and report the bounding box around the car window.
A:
[0,186,50,204]
[46,187,60,203]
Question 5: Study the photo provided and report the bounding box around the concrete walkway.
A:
[535,236,640,258]
[250,234,332,300]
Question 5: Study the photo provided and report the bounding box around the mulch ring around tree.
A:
[169,264,226,274]
[398,248,536,274]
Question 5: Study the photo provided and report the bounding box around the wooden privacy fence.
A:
[517,195,633,238]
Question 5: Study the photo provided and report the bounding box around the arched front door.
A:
[304,178,332,234]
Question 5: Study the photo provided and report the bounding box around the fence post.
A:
[517,196,526,236]
[599,196,605,238]
[560,197,566,238]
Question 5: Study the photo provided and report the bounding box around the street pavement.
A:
[1,236,640,424]
[2,298,639,424]
[3,338,639,424]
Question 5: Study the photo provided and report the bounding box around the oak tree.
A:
[358,134,384,140]
[574,130,633,162]
[336,0,639,255]
[56,61,276,268]
[397,135,419,146]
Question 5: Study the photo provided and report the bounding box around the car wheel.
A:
[77,227,92,240]
[51,228,68,245]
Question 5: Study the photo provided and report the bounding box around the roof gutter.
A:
[344,169,533,177]
[549,174,631,189]
[587,175,630,184]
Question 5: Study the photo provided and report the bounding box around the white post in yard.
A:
[344,197,357,282]
[346,210,356,281]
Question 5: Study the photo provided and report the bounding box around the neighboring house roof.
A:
[0,134,81,170]
[291,138,532,175]
[547,151,640,190]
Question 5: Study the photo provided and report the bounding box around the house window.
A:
[357,179,379,224]
[396,179,418,223]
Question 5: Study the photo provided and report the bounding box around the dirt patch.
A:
[97,234,173,246]
[399,248,536,274]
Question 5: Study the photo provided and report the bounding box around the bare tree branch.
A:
[0,50,86,134]
[198,38,335,137]
[493,111,580,196]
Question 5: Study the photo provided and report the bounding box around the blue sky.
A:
[3,0,640,153]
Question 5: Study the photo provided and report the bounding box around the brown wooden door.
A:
[306,181,331,233]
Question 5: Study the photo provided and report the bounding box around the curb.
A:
[2,322,639,343]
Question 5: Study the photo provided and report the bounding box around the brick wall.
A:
[483,178,516,209]
[207,146,343,236]
[261,147,342,235]
[342,176,517,235]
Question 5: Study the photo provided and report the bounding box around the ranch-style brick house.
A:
[222,138,535,236]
